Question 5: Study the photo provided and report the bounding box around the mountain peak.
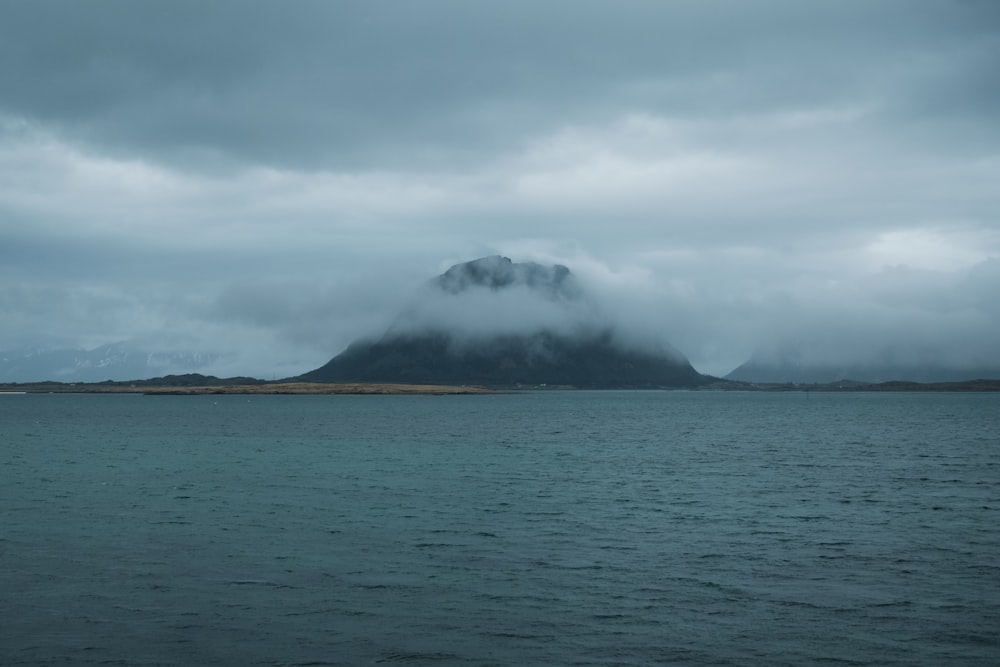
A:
[434,255,577,299]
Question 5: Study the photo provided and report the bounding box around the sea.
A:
[2,390,998,666]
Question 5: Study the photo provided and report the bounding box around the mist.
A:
[1,2,997,382]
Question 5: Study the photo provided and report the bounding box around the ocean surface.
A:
[2,390,998,666]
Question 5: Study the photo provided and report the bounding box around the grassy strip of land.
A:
[0,378,491,395]
[142,382,493,395]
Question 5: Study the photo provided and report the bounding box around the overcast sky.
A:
[2,0,998,377]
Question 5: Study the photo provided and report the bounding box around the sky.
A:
[1,0,998,378]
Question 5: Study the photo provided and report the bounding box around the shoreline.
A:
[143,382,494,395]
[0,382,494,396]
[1,378,997,394]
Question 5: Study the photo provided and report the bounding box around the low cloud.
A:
[389,284,600,340]
[1,2,997,380]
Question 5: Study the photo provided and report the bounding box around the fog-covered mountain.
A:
[726,355,1000,384]
[298,256,710,388]
[0,342,219,383]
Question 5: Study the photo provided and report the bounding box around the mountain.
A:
[726,357,1000,384]
[297,256,710,388]
[433,254,578,298]
[0,342,219,383]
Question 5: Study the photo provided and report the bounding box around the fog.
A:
[1,2,997,380]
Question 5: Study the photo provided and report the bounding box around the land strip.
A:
[0,381,493,395]
[143,382,493,395]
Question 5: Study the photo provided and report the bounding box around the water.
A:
[2,391,998,666]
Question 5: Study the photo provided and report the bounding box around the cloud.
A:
[390,285,599,340]
[4,1,995,169]
[0,1,997,380]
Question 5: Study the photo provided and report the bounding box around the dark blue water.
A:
[2,391,998,665]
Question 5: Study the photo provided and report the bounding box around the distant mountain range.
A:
[0,342,218,383]
[726,357,1000,384]
[297,256,711,388]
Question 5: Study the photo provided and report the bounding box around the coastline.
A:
[143,382,494,395]
[0,381,494,395]
[1,378,997,394]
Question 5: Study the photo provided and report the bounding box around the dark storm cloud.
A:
[3,1,995,169]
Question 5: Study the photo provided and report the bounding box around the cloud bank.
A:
[0,1,997,379]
